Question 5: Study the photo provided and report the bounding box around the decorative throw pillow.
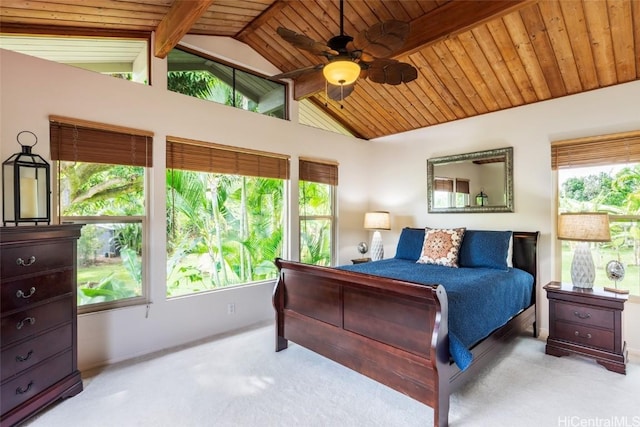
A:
[458,230,512,270]
[394,227,426,261]
[417,227,466,267]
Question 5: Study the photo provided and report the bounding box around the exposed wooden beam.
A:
[235,0,288,41]
[293,0,536,100]
[154,0,214,59]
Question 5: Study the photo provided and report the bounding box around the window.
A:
[50,116,152,312]
[299,158,338,266]
[167,46,287,119]
[0,33,149,84]
[166,137,289,297]
[553,130,640,296]
[455,178,470,207]
[433,177,455,208]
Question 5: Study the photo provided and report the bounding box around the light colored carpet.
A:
[25,323,639,427]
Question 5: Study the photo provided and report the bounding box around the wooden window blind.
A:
[49,115,153,167]
[166,137,289,180]
[299,158,338,186]
[551,130,640,170]
[456,179,470,194]
[434,178,454,192]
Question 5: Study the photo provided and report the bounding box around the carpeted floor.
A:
[25,323,639,427]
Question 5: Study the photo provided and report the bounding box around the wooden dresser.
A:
[1,225,83,426]
[544,281,627,374]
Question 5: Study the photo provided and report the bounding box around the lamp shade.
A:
[557,213,611,242]
[364,211,390,230]
[323,59,361,86]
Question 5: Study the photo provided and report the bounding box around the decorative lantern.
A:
[2,131,51,225]
[475,189,488,207]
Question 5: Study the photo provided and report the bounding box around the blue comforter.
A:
[338,259,533,370]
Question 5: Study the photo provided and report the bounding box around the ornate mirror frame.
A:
[427,147,514,213]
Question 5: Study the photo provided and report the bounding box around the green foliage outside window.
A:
[166,170,284,297]
[299,181,333,266]
[58,161,145,307]
[559,164,640,295]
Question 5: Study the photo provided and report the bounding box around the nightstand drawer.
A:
[0,349,73,414]
[554,301,614,329]
[1,323,73,381]
[554,321,615,352]
[1,270,74,313]
[0,297,73,347]
[1,241,74,280]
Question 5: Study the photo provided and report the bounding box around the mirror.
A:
[427,147,513,213]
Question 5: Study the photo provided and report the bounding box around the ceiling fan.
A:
[272,0,418,102]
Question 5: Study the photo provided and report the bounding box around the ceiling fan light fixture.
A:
[323,59,360,86]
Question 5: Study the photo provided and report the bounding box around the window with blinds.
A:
[554,130,640,296]
[551,130,640,170]
[166,137,289,179]
[299,158,338,266]
[165,137,289,297]
[49,115,152,313]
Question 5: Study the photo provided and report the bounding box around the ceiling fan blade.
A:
[366,59,418,85]
[327,83,355,101]
[272,64,324,80]
[277,27,338,57]
[353,20,410,58]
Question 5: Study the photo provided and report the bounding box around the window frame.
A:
[165,136,290,297]
[298,158,338,266]
[553,130,640,299]
[0,26,151,85]
[168,44,289,120]
[50,116,152,313]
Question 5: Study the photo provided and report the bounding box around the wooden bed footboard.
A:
[272,232,538,427]
[273,259,452,426]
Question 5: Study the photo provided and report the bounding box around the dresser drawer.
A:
[554,321,615,352]
[0,297,73,347]
[1,270,74,313]
[554,301,614,330]
[1,323,73,382]
[1,241,74,280]
[0,349,73,414]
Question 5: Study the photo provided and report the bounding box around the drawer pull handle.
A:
[574,331,592,339]
[16,350,34,362]
[16,381,34,395]
[16,317,36,330]
[16,287,36,299]
[573,311,591,320]
[16,256,36,267]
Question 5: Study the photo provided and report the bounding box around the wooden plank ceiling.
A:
[1,0,639,140]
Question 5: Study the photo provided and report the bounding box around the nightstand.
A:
[351,258,371,264]
[544,282,628,374]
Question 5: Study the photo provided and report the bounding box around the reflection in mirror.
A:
[427,147,513,213]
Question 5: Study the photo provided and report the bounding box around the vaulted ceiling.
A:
[1,0,639,140]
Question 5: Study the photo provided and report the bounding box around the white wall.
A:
[368,80,640,353]
[2,36,639,369]
[0,42,371,370]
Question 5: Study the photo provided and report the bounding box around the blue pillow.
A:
[458,230,512,270]
[394,227,425,261]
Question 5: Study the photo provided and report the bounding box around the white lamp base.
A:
[571,242,595,288]
[370,231,384,261]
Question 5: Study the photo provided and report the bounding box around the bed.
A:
[273,228,539,427]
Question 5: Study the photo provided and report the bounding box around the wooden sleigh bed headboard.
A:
[273,231,538,427]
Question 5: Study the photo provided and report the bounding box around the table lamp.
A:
[364,211,390,261]
[557,212,611,288]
